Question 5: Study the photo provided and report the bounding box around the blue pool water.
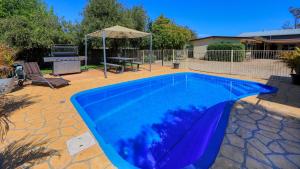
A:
[71,72,276,169]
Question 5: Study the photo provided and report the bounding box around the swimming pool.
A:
[71,72,276,169]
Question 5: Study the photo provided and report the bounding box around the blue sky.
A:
[44,0,300,37]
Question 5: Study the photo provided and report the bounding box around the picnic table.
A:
[107,57,135,71]
[107,57,134,62]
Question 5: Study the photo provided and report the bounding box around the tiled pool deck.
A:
[2,65,300,169]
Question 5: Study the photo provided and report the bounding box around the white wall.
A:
[191,40,209,59]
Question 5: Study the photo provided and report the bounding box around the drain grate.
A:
[66,132,96,156]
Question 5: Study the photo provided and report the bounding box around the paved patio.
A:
[2,65,300,169]
[212,101,300,169]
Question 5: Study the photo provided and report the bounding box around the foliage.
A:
[151,15,193,49]
[207,42,245,51]
[0,94,59,168]
[129,6,148,31]
[0,0,41,18]
[82,0,123,33]
[144,55,156,63]
[0,95,35,141]
[0,44,16,67]
[282,47,300,74]
[40,65,102,75]
[60,20,82,46]
[282,7,300,29]
[0,44,16,78]
[207,43,245,62]
[0,96,11,141]
[81,0,148,49]
[0,137,59,169]
[0,0,76,48]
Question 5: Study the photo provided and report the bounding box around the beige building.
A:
[190,29,300,59]
[190,36,250,59]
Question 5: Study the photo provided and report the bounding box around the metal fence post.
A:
[162,49,164,66]
[230,49,233,74]
[84,35,88,69]
[172,49,175,63]
[142,50,145,64]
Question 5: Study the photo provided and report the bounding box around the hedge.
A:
[144,55,156,63]
[207,43,245,62]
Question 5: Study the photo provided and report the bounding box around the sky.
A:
[44,0,300,37]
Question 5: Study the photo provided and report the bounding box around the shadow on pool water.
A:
[115,101,234,169]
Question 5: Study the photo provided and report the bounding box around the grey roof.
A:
[238,29,300,37]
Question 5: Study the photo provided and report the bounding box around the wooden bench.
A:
[101,62,124,73]
[132,62,142,71]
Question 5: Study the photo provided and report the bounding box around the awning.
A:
[87,25,151,39]
[241,37,300,44]
[263,39,300,44]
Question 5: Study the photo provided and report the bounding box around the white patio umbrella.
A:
[85,25,153,78]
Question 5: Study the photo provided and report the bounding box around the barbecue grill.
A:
[44,45,86,75]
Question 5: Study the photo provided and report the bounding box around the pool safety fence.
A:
[129,49,292,80]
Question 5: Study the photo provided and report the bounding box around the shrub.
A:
[281,47,300,74]
[144,55,156,63]
[207,43,245,62]
[0,44,16,67]
[0,44,16,78]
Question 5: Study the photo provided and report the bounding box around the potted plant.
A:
[173,61,180,69]
[173,55,181,69]
[282,47,300,85]
[0,44,16,94]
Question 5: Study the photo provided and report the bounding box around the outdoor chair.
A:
[24,62,69,88]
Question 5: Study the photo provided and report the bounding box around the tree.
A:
[151,15,193,49]
[61,20,82,46]
[0,0,76,48]
[82,0,147,33]
[289,7,300,29]
[81,0,148,48]
[283,7,300,29]
[82,0,124,34]
[0,0,42,18]
[129,6,148,31]
[187,28,198,40]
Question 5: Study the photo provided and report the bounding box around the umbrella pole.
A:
[102,32,107,78]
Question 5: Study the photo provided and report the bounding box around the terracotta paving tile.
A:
[89,155,112,169]
[49,150,73,168]
[67,162,90,169]
[73,146,103,162]
[33,162,51,169]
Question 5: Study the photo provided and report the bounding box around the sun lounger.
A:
[24,62,69,88]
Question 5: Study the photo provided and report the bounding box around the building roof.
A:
[239,29,300,37]
[190,36,249,42]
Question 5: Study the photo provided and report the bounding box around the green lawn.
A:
[41,65,103,75]
[40,68,52,75]
[82,65,103,70]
